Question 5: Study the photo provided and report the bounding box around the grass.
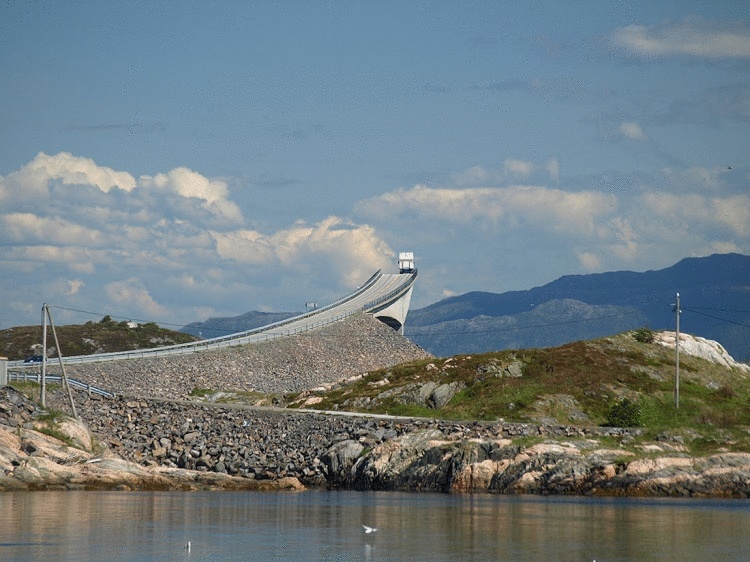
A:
[35,425,75,448]
[0,319,198,361]
[284,331,750,455]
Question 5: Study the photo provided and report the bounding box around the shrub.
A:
[632,327,654,344]
[605,398,642,427]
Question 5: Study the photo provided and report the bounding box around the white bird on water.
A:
[185,541,191,553]
[362,525,377,534]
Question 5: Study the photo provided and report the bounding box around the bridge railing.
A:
[8,270,390,368]
[6,371,115,398]
[363,269,417,312]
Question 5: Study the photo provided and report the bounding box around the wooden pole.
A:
[45,306,78,420]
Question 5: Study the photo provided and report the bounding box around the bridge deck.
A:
[9,269,417,368]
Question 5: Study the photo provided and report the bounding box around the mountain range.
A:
[405,253,750,361]
[181,253,750,362]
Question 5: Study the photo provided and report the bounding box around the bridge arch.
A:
[374,314,403,332]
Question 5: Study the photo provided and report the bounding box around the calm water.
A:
[1,490,749,561]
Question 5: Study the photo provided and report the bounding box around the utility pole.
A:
[43,304,78,420]
[41,304,47,407]
[674,292,681,410]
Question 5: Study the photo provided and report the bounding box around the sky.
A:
[1,1,749,330]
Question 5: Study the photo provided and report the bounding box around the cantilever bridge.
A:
[8,265,417,370]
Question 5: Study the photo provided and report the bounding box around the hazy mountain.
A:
[405,254,750,360]
[181,310,299,339]
[179,253,749,362]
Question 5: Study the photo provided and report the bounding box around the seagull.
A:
[362,525,377,534]
[185,541,191,553]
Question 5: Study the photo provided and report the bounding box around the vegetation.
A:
[605,398,643,427]
[0,318,198,361]
[284,331,750,455]
[632,326,654,344]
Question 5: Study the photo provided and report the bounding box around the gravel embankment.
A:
[46,313,433,399]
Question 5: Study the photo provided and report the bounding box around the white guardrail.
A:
[6,372,115,398]
[8,269,417,370]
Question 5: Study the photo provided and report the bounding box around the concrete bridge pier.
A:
[366,276,415,335]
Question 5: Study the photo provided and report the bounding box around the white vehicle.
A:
[398,252,415,273]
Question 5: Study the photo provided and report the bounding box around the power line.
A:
[683,306,750,313]
[682,307,750,329]
[47,305,192,330]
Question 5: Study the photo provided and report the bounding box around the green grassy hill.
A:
[0,317,198,361]
[288,330,750,455]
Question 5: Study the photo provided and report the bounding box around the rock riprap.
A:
[44,313,433,398]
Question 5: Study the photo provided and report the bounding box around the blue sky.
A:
[1,1,749,329]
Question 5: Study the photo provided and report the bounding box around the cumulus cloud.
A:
[2,213,102,246]
[0,152,242,225]
[139,167,242,223]
[357,184,616,236]
[211,229,276,265]
[0,152,397,326]
[2,149,748,330]
[213,217,393,288]
[105,279,169,318]
[612,17,750,59]
[5,152,136,199]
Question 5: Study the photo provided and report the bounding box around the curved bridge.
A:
[8,269,417,369]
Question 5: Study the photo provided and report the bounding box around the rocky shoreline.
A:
[4,386,750,497]
[4,314,750,497]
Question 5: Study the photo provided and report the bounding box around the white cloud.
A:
[211,229,276,265]
[642,192,750,238]
[612,17,750,59]
[357,184,616,236]
[2,213,102,246]
[577,252,601,271]
[0,153,396,325]
[452,165,499,187]
[660,166,730,191]
[2,150,748,330]
[6,152,136,198]
[139,167,243,223]
[2,245,100,273]
[713,195,750,237]
[619,121,645,141]
[105,279,169,318]
[67,279,85,296]
[607,217,639,260]
[503,159,534,177]
[272,217,393,287]
[545,158,560,181]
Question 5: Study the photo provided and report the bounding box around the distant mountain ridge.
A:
[406,253,750,361]
[181,310,298,339]
[179,254,750,362]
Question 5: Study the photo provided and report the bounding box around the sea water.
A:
[1,490,749,561]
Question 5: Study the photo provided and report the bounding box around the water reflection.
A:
[0,491,749,561]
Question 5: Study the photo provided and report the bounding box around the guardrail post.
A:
[0,357,7,386]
